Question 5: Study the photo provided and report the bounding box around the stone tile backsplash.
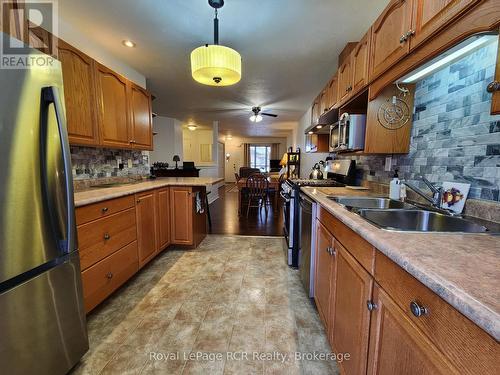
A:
[71,146,150,180]
[339,40,500,201]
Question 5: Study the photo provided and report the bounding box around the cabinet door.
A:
[338,57,353,104]
[333,244,373,375]
[319,89,328,115]
[95,63,131,149]
[170,187,193,245]
[58,40,100,146]
[311,99,320,125]
[136,191,157,268]
[1,0,27,43]
[157,188,170,251]
[367,285,458,375]
[370,0,412,80]
[352,30,371,93]
[327,73,339,109]
[129,83,153,150]
[490,32,500,115]
[314,220,335,329]
[410,0,479,50]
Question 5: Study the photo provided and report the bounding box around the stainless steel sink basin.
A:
[328,196,415,210]
[358,209,488,233]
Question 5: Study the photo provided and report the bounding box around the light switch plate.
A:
[385,157,392,172]
[127,159,133,168]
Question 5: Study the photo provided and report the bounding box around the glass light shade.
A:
[191,44,242,86]
[250,114,263,123]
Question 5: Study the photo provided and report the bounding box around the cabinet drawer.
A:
[78,208,137,270]
[375,252,499,374]
[318,207,375,274]
[76,195,135,225]
[81,240,139,313]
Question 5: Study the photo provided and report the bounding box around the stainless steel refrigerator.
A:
[0,33,88,374]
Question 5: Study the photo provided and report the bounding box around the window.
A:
[250,145,271,172]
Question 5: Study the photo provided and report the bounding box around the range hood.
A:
[306,107,339,134]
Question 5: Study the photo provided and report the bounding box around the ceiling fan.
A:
[250,106,278,123]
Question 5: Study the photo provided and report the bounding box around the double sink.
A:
[328,196,495,233]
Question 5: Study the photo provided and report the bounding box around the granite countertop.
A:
[74,177,224,207]
[301,186,500,341]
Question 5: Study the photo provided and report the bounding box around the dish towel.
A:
[195,191,205,214]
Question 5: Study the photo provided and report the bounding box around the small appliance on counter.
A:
[309,163,324,180]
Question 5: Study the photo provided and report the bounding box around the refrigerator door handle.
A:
[40,86,75,254]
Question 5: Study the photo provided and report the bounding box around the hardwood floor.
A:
[208,185,284,236]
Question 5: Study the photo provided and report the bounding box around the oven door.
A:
[280,190,291,242]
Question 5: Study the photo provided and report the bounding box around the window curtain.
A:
[271,143,280,160]
[243,143,251,167]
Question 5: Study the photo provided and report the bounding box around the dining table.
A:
[236,176,281,215]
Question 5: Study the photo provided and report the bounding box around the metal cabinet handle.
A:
[104,233,111,240]
[106,272,113,279]
[400,34,408,44]
[487,81,500,93]
[101,207,108,213]
[406,29,415,38]
[410,301,428,317]
[367,300,378,311]
[136,199,140,203]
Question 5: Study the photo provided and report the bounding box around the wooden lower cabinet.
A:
[136,191,157,268]
[367,285,458,375]
[314,220,335,330]
[81,241,139,313]
[156,187,171,251]
[170,187,193,245]
[332,243,373,375]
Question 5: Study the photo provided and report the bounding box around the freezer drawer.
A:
[0,252,88,375]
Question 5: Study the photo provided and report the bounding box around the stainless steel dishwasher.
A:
[299,192,316,298]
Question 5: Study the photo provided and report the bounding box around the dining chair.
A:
[245,173,269,217]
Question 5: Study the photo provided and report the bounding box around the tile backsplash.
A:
[71,146,150,180]
[339,40,500,201]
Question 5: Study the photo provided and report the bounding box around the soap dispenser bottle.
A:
[389,169,401,200]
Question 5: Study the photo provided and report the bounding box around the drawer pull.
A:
[410,300,428,317]
[367,300,378,311]
[101,207,108,213]
[486,81,500,93]
[106,272,113,279]
[103,233,111,240]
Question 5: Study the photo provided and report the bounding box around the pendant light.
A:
[191,0,242,86]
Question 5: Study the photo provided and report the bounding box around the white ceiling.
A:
[59,0,388,137]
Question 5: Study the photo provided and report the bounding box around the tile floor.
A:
[72,235,339,375]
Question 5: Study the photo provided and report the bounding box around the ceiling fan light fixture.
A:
[250,114,263,123]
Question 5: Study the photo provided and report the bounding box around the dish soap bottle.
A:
[389,169,401,200]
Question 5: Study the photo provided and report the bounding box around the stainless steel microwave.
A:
[329,113,366,152]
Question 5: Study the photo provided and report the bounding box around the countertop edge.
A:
[74,178,224,208]
[300,187,500,341]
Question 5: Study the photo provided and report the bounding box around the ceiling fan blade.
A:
[261,113,278,117]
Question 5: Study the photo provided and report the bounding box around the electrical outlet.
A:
[385,156,392,172]
[127,159,133,168]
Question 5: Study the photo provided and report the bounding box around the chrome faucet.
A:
[403,176,443,208]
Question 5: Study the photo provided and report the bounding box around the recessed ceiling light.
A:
[188,125,197,131]
[308,131,314,134]
[226,135,232,140]
[316,125,323,129]
[122,40,136,48]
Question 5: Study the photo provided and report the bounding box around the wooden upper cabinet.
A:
[370,0,413,80]
[319,89,328,115]
[367,285,458,375]
[129,83,153,150]
[136,191,157,268]
[58,41,99,146]
[156,187,170,251]
[314,220,335,329]
[170,187,194,245]
[327,73,339,109]
[338,56,353,104]
[410,0,479,50]
[333,244,373,375]
[489,30,500,115]
[95,63,131,149]
[352,30,371,93]
[311,97,320,125]
[1,0,27,43]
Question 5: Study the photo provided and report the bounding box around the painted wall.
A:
[224,136,289,182]
[293,107,330,178]
[150,116,184,165]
